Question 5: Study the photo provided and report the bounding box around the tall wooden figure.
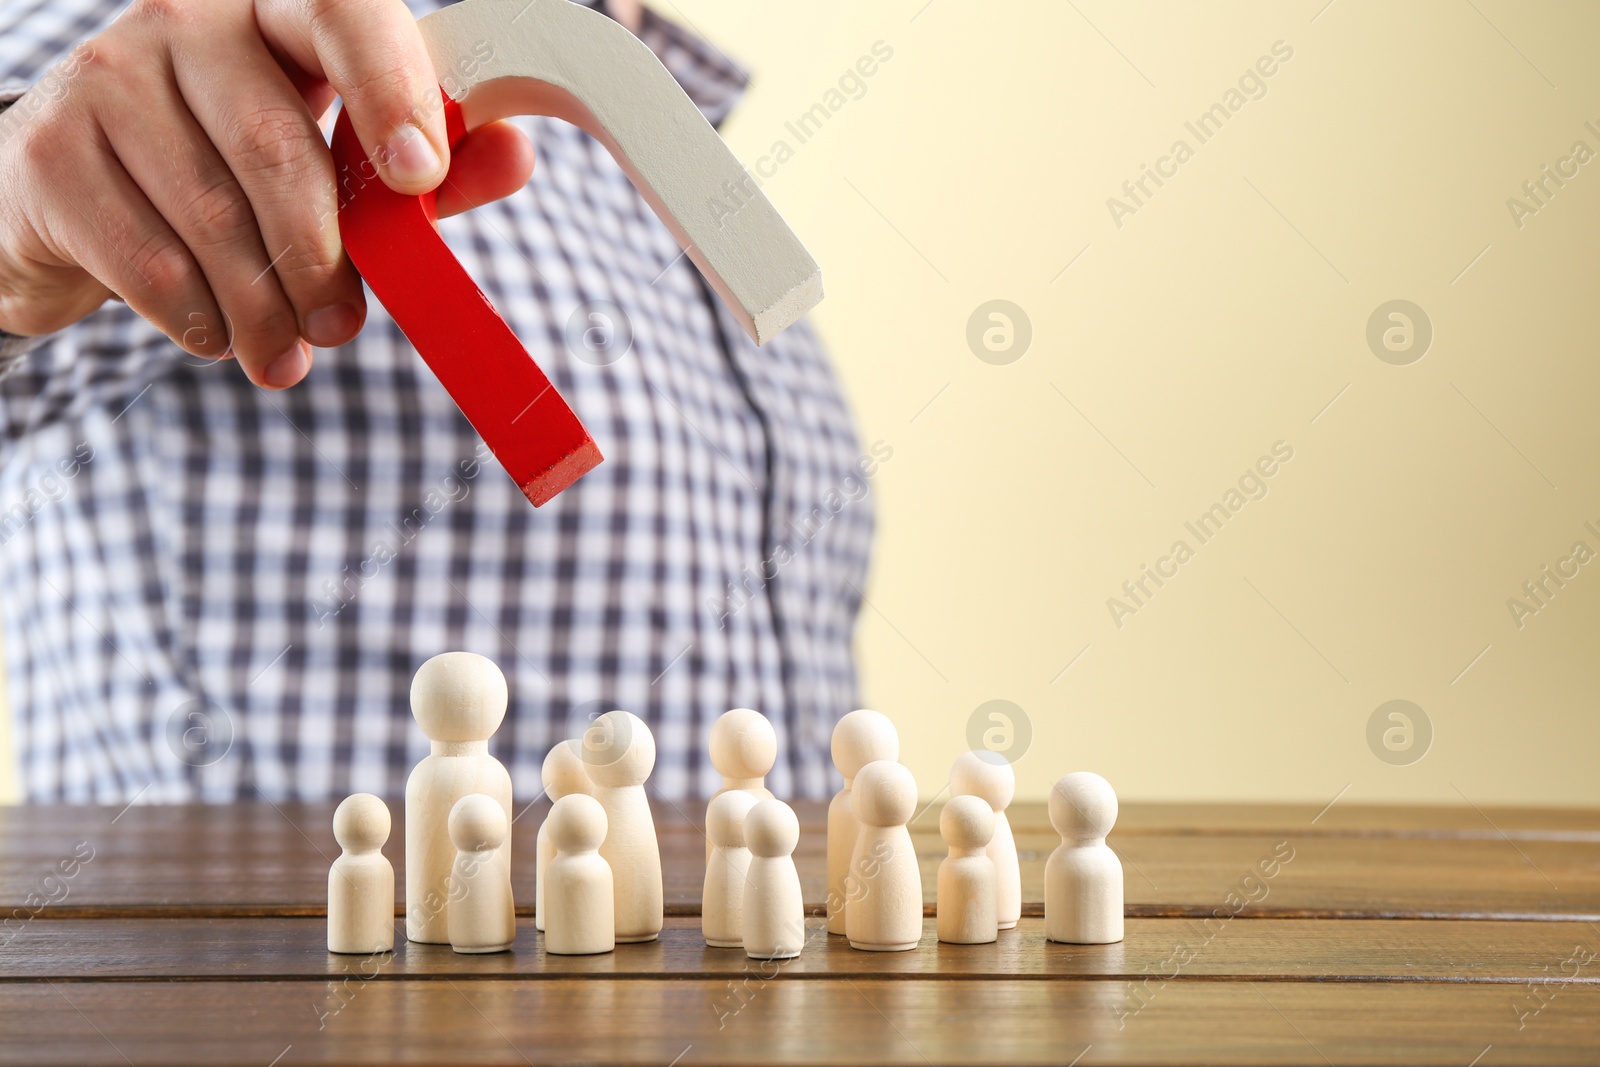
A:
[846,759,923,952]
[405,652,514,943]
[1045,772,1125,945]
[544,794,615,956]
[827,709,899,935]
[537,739,591,933]
[950,750,1020,930]
[705,708,776,860]
[327,793,395,954]
[583,709,663,943]
[742,799,805,960]
[703,789,760,949]
[936,795,997,945]
[447,793,515,954]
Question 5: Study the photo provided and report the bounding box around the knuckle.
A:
[14,119,60,174]
[336,55,425,125]
[271,239,341,285]
[226,106,319,182]
[230,299,297,348]
[185,177,255,245]
[126,0,192,29]
[128,237,192,300]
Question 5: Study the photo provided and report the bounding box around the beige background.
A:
[4,0,1599,806]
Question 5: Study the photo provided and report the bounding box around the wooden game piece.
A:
[949,750,1020,930]
[935,795,998,945]
[709,708,777,800]
[705,707,776,861]
[1045,772,1125,945]
[582,709,663,943]
[537,739,591,933]
[446,793,516,954]
[327,793,395,955]
[404,652,514,944]
[827,709,899,935]
[331,0,823,507]
[845,759,923,952]
[742,799,805,960]
[544,793,616,956]
[702,790,761,949]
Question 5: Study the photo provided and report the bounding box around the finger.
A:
[170,20,366,369]
[30,125,226,358]
[435,121,537,219]
[257,0,449,195]
[98,63,310,386]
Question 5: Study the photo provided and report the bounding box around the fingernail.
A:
[304,303,360,348]
[382,123,443,187]
[262,343,310,389]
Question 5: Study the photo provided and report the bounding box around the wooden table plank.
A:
[5,803,1595,920]
[1033,802,1600,839]
[2,978,1596,1065]
[4,916,1597,983]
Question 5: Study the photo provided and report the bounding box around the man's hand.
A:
[0,0,537,388]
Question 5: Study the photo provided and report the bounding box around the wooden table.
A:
[1,799,1596,1065]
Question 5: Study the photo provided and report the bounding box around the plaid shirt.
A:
[0,0,874,804]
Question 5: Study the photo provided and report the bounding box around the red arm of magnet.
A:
[330,92,601,507]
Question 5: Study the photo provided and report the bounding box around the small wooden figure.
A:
[949,750,1020,930]
[936,795,998,945]
[583,709,663,943]
[446,793,515,954]
[702,789,761,949]
[846,759,923,952]
[742,799,805,961]
[705,707,777,861]
[544,793,615,956]
[1045,772,1125,945]
[537,739,591,933]
[327,793,395,955]
[404,652,513,944]
[827,709,899,935]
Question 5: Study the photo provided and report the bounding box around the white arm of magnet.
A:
[421,0,823,345]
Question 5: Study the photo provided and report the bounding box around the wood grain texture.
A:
[3,979,1596,1065]
[1010,802,1600,839]
[5,803,1595,920]
[4,916,1597,983]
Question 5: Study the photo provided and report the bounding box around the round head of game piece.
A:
[743,798,800,859]
[550,793,608,854]
[333,792,390,853]
[851,759,917,828]
[542,738,592,800]
[706,789,762,849]
[709,708,777,781]
[448,793,507,852]
[939,794,995,851]
[410,652,508,743]
[581,709,655,787]
[949,749,1015,812]
[1049,772,1118,841]
[830,708,900,781]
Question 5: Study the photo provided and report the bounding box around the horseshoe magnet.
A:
[331,0,823,506]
